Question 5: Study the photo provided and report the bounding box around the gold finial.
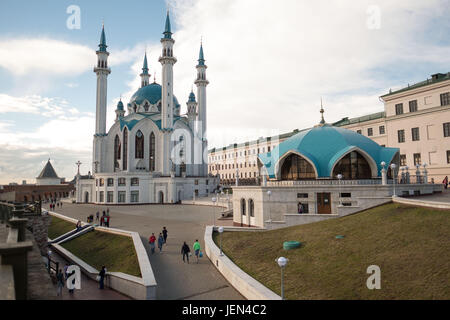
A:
[153,72,156,83]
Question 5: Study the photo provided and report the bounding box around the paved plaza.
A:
[45,202,243,300]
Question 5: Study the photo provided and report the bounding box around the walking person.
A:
[98,266,106,289]
[157,233,164,253]
[106,213,110,228]
[56,269,64,296]
[181,241,190,263]
[149,233,156,254]
[443,176,448,189]
[193,239,201,264]
[162,227,168,244]
[96,211,99,222]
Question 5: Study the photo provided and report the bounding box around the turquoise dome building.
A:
[258,123,400,180]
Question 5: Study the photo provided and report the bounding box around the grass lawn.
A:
[213,203,450,299]
[61,230,141,277]
[48,216,76,240]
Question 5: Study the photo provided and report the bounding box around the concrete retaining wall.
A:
[393,197,450,209]
[204,226,281,300]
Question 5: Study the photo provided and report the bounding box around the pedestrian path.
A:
[50,252,130,300]
[49,203,244,300]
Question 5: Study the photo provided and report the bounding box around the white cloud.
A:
[0,38,93,76]
[154,0,450,148]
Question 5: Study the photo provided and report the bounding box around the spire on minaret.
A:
[99,24,107,52]
[140,52,150,87]
[319,98,325,125]
[163,10,172,39]
[198,41,205,66]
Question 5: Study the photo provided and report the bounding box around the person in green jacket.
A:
[193,240,201,264]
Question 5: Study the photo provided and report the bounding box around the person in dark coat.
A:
[181,241,190,263]
[162,227,168,243]
[99,266,106,289]
[157,233,164,253]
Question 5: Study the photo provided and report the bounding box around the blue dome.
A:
[258,124,399,179]
[129,83,180,108]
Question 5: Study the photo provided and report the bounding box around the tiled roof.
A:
[37,160,59,179]
[381,72,450,98]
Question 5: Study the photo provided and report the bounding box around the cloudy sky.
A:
[0,0,449,184]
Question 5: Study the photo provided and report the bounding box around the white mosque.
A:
[76,13,218,204]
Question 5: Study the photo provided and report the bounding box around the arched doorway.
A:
[281,153,316,180]
[84,192,89,203]
[332,151,372,179]
[240,198,246,227]
[159,191,164,204]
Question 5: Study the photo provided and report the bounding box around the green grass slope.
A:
[213,203,450,299]
[61,230,141,277]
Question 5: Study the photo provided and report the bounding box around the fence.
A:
[0,202,36,299]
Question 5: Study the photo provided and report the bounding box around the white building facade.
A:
[76,14,217,204]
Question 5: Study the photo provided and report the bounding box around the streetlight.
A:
[390,163,397,197]
[212,197,217,227]
[276,257,289,300]
[267,190,272,227]
[337,174,343,206]
[221,191,225,217]
[218,226,224,256]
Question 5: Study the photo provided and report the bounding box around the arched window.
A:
[144,102,149,112]
[123,127,128,171]
[248,199,254,217]
[135,130,144,159]
[149,132,155,172]
[332,151,371,179]
[114,135,121,170]
[241,198,246,216]
[281,154,315,180]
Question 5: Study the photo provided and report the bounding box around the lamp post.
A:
[337,174,343,206]
[221,191,225,216]
[267,190,272,228]
[212,197,217,227]
[276,257,289,300]
[218,226,224,256]
[390,163,397,197]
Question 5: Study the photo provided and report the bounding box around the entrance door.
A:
[159,191,164,204]
[317,193,331,214]
[84,192,89,203]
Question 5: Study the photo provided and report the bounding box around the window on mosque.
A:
[248,199,254,217]
[107,191,114,203]
[114,135,121,169]
[149,132,156,172]
[118,191,126,203]
[297,193,308,198]
[99,178,104,187]
[131,191,139,203]
[123,128,128,170]
[99,191,104,203]
[241,199,246,216]
[332,151,372,180]
[281,154,316,180]
[135,130,144,159]
[447,151,450,164]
